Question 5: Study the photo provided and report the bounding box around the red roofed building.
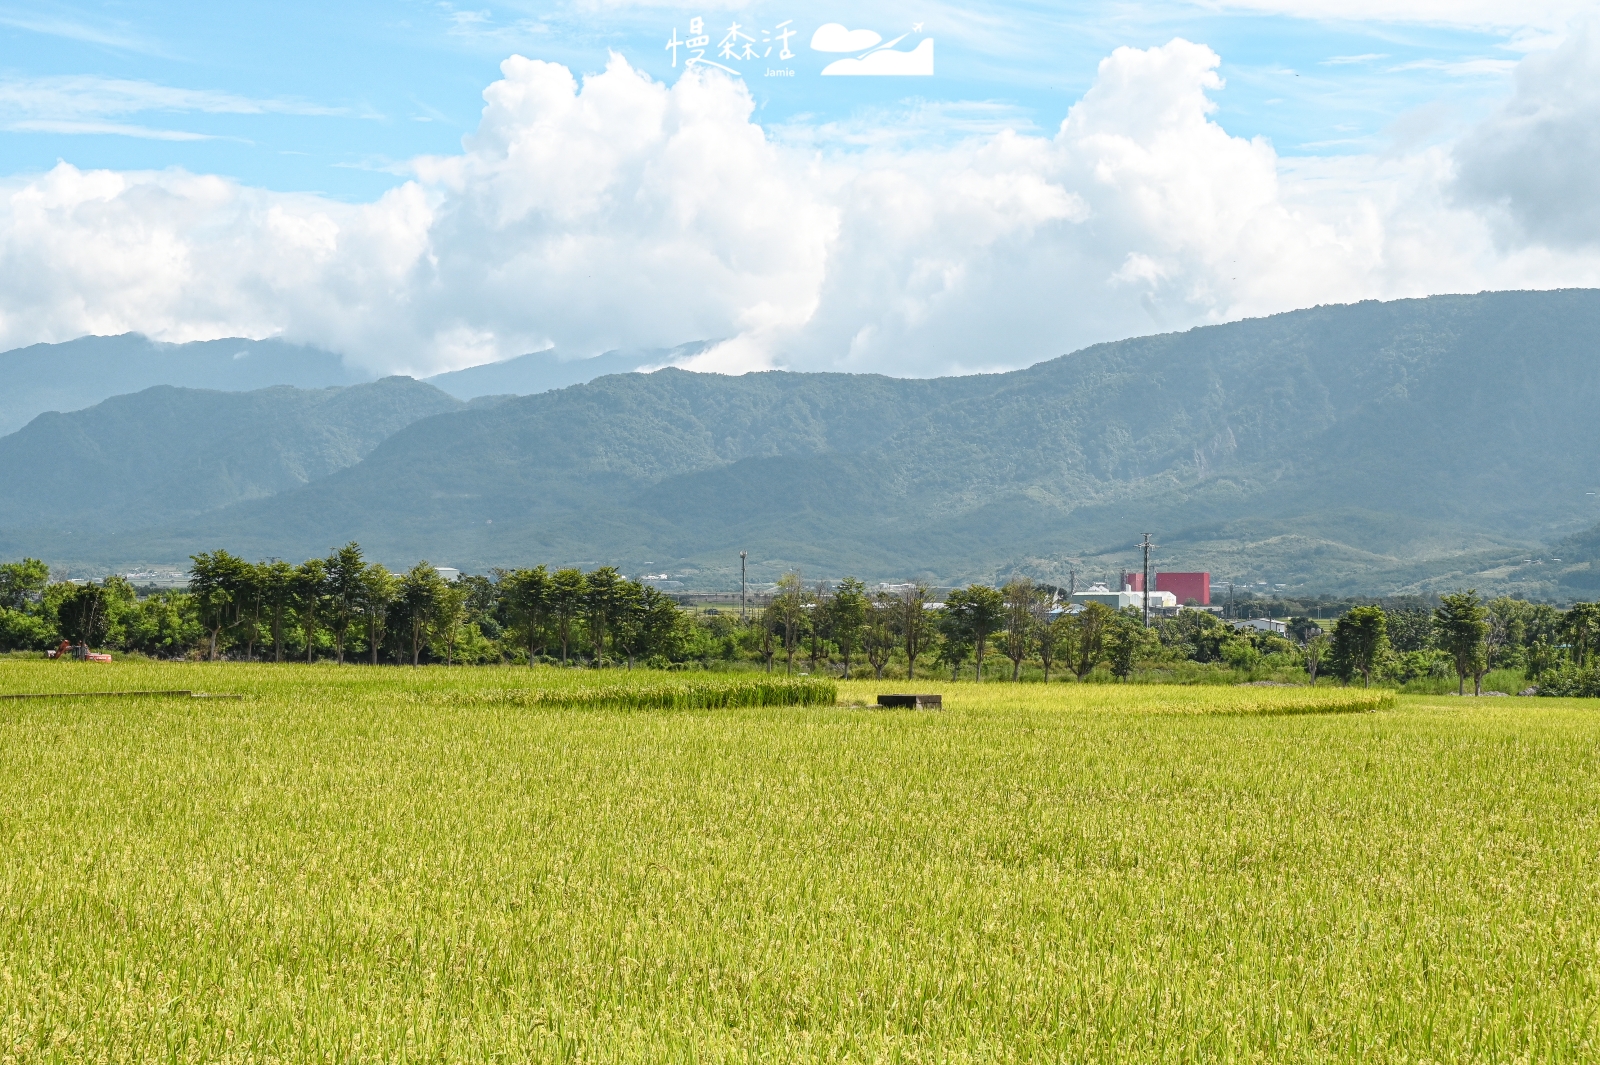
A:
[1122,571,1211,606]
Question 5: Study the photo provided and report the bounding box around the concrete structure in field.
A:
[1232,617,1288,636]
[1072,583,1177,610]
[1122,570,1211,605]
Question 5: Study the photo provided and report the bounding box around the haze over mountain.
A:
[0,333,710,434]
[0,334,371,437]
[425,341,717,401]
[7,290,1600,598]
[0,377,463,533]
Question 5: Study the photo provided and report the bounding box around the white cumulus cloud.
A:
[2,36,1600,378]
[1452,21,1600,248]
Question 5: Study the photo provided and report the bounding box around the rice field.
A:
[1,661,1597,1062]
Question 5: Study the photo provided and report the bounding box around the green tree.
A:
[1385,609,1434,653]
[1304,632,1330,684]
[899,584,930,681]
[324,542,366,665]
[1001,577,1037,681]
[549,568,588,665]
[434,579,469,666]
[292,558,328,663]
[1105,612,1155,681]
[56,582,116,649]
[616,585,679,669]
[1563,602,1600,668]
[231,561,265,661]
[828,577,868,679]
[358,563,397,665]
[258,560,296,663]
[1485,597,1527,671]
[1519,603,1563,680]
[610,581,647,668]
[1331,605,1390,689]
[1035,608,1070,683]
[756,603,779,673]
[1156,608,1231,663]
[189,550,248,661]
[863,592,897,680]
[124,591,198,657]
[770,573,808,675]
[1030,588,1068,681]
[0,558,50,611]
[1067,601,1113,681]
[1286,616,1323,645]
[934,604,966,681]
[806,581,829,675]
[501,566,552,666]
[945,585,1004,681]
[455,573,502,650]
[583,566,626,666]
[397,562,445,666]
[1435,591,1489,695]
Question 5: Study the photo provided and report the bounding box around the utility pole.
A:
[1227,581,1235,620]
[1140,533,1154,628]
[740,551,748,622]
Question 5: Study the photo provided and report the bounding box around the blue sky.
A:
[0,1,1595,376]
[0,1,1539,199]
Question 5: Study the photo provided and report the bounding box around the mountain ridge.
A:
[0,333,370,436]
[5,290,1600,597]
[0,377,463,532]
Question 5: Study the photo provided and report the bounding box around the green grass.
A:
[2,661,1598,1062]
[1395,667,1529,696]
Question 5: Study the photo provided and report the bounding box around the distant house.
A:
[1232,617,1288,636]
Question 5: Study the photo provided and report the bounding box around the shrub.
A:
[1535,663,1600,698]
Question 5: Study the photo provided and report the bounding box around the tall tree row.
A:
[4,551,1598,693]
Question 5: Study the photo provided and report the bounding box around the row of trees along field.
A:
[0,553,1593,692]
[0,547,687,668]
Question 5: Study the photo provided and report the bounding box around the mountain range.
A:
[0,377,468,534]
[2,332,701,436]
[0,334,367,437]
[5,289,1600,598]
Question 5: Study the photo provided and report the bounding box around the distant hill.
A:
[8,291,1600,597]
[424,341,716,400]
[0,377,462,534]
[0,334,371,436]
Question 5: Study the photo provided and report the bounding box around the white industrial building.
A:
[1068,582,1178,610]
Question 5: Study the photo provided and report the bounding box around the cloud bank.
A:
[1,35,1598,377]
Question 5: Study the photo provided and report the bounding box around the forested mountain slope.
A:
[0,378,463,532]
[0,333,369,436]
[11,290,1600,596]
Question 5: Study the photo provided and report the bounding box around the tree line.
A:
[1,553,1596,692]
[0,546,685,667]
[753,575,1161,682]
[750,578,1599,693]
[1314,591,1599,695]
